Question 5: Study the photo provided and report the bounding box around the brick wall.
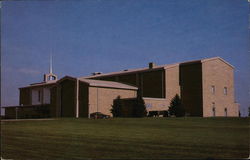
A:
[88,87,137,116]
[165,65,181,106]
[202,59,238,117]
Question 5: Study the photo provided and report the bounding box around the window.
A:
[212,102,215,117]
[224,87,228,95]
[31,89,42,105]
[211,86,215,94]
[38,90,41,102]
[224,108,228,117]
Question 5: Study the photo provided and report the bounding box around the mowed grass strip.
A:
[1,117,249,159]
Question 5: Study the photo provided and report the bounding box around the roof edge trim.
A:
[201,57,234,69]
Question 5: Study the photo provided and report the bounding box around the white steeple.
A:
[44,54,57,82]
[49,54,53,74]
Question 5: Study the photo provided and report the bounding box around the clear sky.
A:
[1,0,249,116]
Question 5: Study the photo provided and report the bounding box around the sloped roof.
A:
[81,57,233,79]
[19,80,57,89]
[81,64,168,79]
[19,57,233,89]
[78,78,138,90]
[201,57,234,68]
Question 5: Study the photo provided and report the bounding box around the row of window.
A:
[211,86,228,95]
[212,106,228,117]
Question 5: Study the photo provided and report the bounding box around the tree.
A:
[110,96,122,117]
[111,96,147,117]
[168,94,185,117]
[133,96,147,117]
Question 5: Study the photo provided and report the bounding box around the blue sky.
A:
[2,0,249,116]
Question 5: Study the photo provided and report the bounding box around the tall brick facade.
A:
[201,58,238,117]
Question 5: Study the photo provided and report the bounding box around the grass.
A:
[1,117,249,159]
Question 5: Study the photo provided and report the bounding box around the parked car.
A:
[90,112,110,119]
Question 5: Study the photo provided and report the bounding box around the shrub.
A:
[133,96,147,117]
[111,96,147,117]
[168,94,185,117]
[110,96,122,117]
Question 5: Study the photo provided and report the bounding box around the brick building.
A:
[4,57,239,118]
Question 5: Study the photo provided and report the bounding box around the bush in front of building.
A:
[168,94,185,117]
[133,96,147,117]
[110,96,122,117]
[111,96,147,117]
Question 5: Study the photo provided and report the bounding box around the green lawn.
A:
[1,117,249,159]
